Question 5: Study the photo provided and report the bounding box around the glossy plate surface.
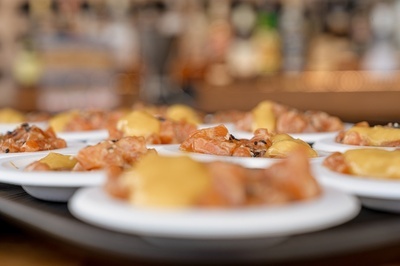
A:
[157,144,328,168]
[0,154,106,202]
[56,129,109,142]
[313,164,400,213]
[69,186,359,239]
[313,137,398,153]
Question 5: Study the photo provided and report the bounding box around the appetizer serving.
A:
[131,102,205,125]
[335,122,400,147]
[314,149,400,213]
[109,110,197,144]
[235,100,344,134]
[323,149,400,180]
[180,125,317,158]
[0,123,66,153]
[25,136,156,173]
[0,153,106,202]
[0,108,26,123]
[105,149,320,208]
[49,109,111,132]
[0,107,49,123]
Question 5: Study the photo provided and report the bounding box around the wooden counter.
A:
[191,70,400,124]
[195,86,400,125]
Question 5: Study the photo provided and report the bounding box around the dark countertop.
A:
[1,183,400,266]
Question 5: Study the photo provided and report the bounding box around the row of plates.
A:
[0,122,396,242]
[0,122,349,143]
[0,150,360,240]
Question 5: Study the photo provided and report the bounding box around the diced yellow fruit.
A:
[252,100,276,132]
[0,108,25,123]
[117,110,161,137]
[49,110,78,132]
[122,153,211,208]
[166,104,201,125]
[39,152,78,170]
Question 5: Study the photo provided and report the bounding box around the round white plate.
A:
[0,141,85,159]
[312,137,398,153]
[69,186,359,239]
[0,154,106,202]
[231,123,353,144]
[232,131,339,144]
[56,129,109,142]
[157,145,328,168]
[0,121,48,134]
[313,164,400,213]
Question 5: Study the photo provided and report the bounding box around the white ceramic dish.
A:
[313,164,400,213]
[157,144,328,168]
[0,141,86,159]
[147,144,181,153]
[312,137,398,153]
[231,123,353,144]
[56,129,109,142]
[0,121,49,134]
[232,130,339,144]
[69,186,359,239]
[0,154,106,202]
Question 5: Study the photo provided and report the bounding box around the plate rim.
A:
[157,144,280,168]
[56,129,109,141]
[68,186,360,239]
[313,137,398,153]
[0,142,86,159]
[158,144,327,167]
[0,153,106,187]
[231,123,353,143]
[313,163,400,199]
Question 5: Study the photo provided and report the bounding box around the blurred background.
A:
[1,0,399,123]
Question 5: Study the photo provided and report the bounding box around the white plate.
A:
[0,121,48,134]
[157,145,328,168]
[231,123,353,144]
[69,186,359,239]
[232,131,339,144]
[147,144,181,152]
[0,141,85,159]
[0,154,106,202]
[57,129,109,142]
[312,137,398,153]
[313,164,400,213]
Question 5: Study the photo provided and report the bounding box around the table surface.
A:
[2,183,400,266]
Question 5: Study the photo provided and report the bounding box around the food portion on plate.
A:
[0,107,49,123]
[0,108,49,134]
[109,110,198,145]
[335,121,400,147]
[234,100,344,134]
[130,102,205,125]
[25,136,156,173]
[0,108,28,123]
[105,149,321,209]
[313,149,400,213]
[180,124,318,158]
[323,149,400,180]
[0,153,108,202]
[0,123,67,153]
[48,108,130,142]
[49,109,114,132]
